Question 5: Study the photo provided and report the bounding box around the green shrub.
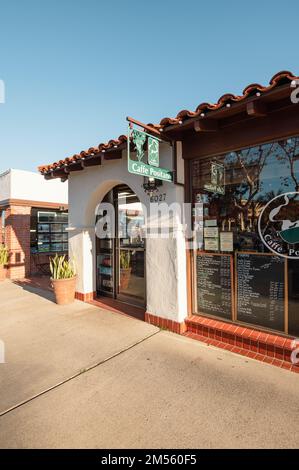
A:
[50,254,76,280]
[120,251,130,269]
[0,245,8,266]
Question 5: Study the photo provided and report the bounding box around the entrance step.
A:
[184,315,299,373]
[89,297,145,321]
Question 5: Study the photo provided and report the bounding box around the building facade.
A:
[39,71,299,370]
[0,169,68,279]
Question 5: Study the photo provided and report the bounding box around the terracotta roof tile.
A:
[156,70,298,128]
[39,71,298,174]
[38,134,127,173]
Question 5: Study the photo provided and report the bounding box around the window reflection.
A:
[192,136,299,252]
[192,136,299,334]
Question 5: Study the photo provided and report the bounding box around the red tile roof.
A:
[39,70,298,174]
[150,70,299,128]
[38,134,127,173]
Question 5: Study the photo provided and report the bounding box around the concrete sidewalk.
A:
[0,281,158,414]
[0,281,299,448]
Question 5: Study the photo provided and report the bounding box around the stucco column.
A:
[69,227,95,301]
[145,224,188,332]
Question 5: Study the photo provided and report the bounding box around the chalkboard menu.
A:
[287,259,299,336]
[236,253,285,331]
[196,253,232,320]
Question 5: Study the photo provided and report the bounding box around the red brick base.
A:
[185,315,299,373]
[75,291,96,302]
[145,312,187,334]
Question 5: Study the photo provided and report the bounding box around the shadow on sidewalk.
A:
[13,276,55,302]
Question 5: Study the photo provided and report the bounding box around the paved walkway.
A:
[0,281,298,448]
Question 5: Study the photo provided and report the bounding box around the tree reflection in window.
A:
[192,136,299,252]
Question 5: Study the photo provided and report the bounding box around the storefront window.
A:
[192,136,299,335]
[30,210,68,253]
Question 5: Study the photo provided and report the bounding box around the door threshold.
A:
[90,296,146,321]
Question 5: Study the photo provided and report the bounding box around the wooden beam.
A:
[126,116,172,142]
[83,155,102,167]
[127,116,162,138]
[103,150,122,160]
[67,163,84,172]
[183,103,299,160]
[45,169,68,179]
[163,83,292,134]
[246,100,267,117]
[194,119,219,132]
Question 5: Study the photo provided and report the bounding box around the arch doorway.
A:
[96,184,146,308]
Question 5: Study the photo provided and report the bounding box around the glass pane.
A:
[51,243,63,252]
[118,193,145,248]
[192,136,299,333]
[97,254,113,293]
[38,212,56,223]
[38,234,50,243]
[51,233,63,242]
[51,224,63,233]
[38,243,50,253]
[56,212,68,223]
[38,223,50,232]
[118,249,145,302]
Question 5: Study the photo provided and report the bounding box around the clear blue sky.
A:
[1,0,299,172]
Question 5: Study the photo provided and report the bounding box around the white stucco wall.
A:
[68,143,188,323]
[0,169,68,205]
[0,170,11,202]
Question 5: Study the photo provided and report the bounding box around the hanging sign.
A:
[127,127,173,182]
[204,162,225,195]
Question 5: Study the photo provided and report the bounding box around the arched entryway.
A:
[95,184,146,308]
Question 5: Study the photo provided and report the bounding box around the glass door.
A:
[116,186,146,306]
[96,190,115,297]
[95,185,146,307]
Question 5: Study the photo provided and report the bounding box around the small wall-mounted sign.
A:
[127,127,173,182]
[204,162,225,195]
[220,231,234,252]
[148,136,159,167]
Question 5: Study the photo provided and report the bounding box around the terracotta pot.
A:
[51,276,77,305]
[119,268,132,290]
[0,265,6,282]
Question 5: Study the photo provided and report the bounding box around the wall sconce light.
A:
[142,177,162,196]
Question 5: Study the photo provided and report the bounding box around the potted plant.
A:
[50,254,77,305]
[0,245,8,281]
[119,251,131,290]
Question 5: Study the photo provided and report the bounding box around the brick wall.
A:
[0,208,5,245]
[5,205,31,279]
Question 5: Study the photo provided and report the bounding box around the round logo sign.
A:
[258,191,299,259]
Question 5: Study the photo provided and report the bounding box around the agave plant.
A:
[0,245,9,266]
[120,251,130,269]
[50,254,76,280]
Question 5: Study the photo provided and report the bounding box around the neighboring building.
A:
[39,70,299,370]
[0,169,68,279]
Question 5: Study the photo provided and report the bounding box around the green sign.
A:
[204,162,225,195]
[128,127,173,182]
[128,159,172,181]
